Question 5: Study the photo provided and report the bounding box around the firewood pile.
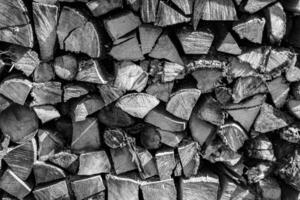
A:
[2,0,300,199]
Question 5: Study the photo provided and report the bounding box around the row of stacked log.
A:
[1,0,300,199]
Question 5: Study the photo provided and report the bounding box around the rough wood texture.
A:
[140,0,159,23]
[288,99,300,119]
[140,125,161,150]
[136,147,158,179]
[0,0,34,47]
[172,0,193,15]
[54,55,78,81]
[33,105,60,123]
[48,151,78,173]
[159,129,185,148]
[33,1,59,61]
[219,175,238,200]
[267,76,289,108]
[155,148,176,180]
[192,68,223,93]
[257,178,281,200]
[146,82,174,102]
[33,161,66,185]
[63,84,88,102]
[217,32,242,55]
[98,83,125,105]
[33,180,69,200]
[78,151,111,175]
[87,0,122,17]
[246,135,276,161]
[141,179,177,200]
[104,128,127,149]
[139,25,162,55]
[243,0,276,13]
[116,93,159,118]
[110,146,137,174]
[162,61,185,82]
[34,62,55,83]
[31,82,62,106]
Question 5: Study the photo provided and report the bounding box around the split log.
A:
[146,82,174,102]
[114,61,148,92]
[166,88,201,120]
[57,6,103,57]
[217,32,242,55]
[8,45,40,77]
[286,65,300,82]
[33,105,60,124]
[33,0,59,61]
[54,55,78,81]
[179,170,219,200]
[215,87,232,104]
[136,147,158,179]
[172,0,193,15]
[279,124,300,144]
[141,179,177,200]
[110,146,137,174]
[3,139,37,180]
[218,175,238,200]
[71,175,105,200]
[104,128,127,149]
[192,68,223,93]
[246,135,276,161]
[174,157,183,177]
[63,84,89,102]
[140,0,159,23]
[264,2,286,44]
[149,34,184,65]
[246,162,273,183]
[267,76,289,108]
[254,103,293,133]
[176,27,214,55]
[33,180,69,200]
[218,123,248,152]
[103,11,141,41]
[71,118,101,153]
[193,0,237,29]
[86,192,105,200]
[0,0,34,47]
[0,95,11,114]
[0,76,32,105]
[109,36,145,61]
[178,140,201,178]
[48,151,78,174]
[31,82,62,106]
[55,118,73,144]
[0,135,10,169]
[116,93,159,118]
[37,129,64,161]
[34,62,55,83]
[237,47,266,70]
[0,104,38,143]
[76,59,110,85]
[33,161,66,185]
[162,61,185,82]
[86,0,123,17]
[140,125,161,150]
[233,16,266,44]
[155,148,176,180]
[0,169,32,199]
[98,83,125,105]
[139,25,162,55]
[71,95,105,122]
[126,0,140,11]
[158,129,185,148]
[288,99,300,119]
[144,105,187,132]
[231,186,255,200]
[265,48,295,74]
[232,76,268,103]
[106,173,140,200]
[243,0,276,13]
[227,57,257,79]
[78,151,111,175]
[155,1,190,26]
[292,82,300,100]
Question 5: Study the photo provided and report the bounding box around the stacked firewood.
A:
[2,0,300,199]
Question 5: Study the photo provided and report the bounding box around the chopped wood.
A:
[86,192,105,200]
[265,48,295,74]
[155,148,176,180]
[3,139,37,180]
[178,140,201,178]
[254,103,293,133]
[54,55,78,81]
[176,27,214,54]
[264,2,286,44]
[98,84,124,106]
[257,178,281,200]
[71,95,105,122]
[179,170,219,200]
[0,135,10,169]
[144,105,187,132]
[116,93,159,118]
[110,146,137,174]
[279,124,300,143]
[233,16,266,44]
[48,151,78,174]
[140,125,161,150]
[57,7,102,57]
[146,82,174,102]
[286,65,300,82]
[78,151,111,175]
[215,87,232,105]
[106,173,140,200]
[0,0,34,47]
[217,32,242,55]
[288,99,300,119]
[0,95,11,113]
[246,162,273,183]
[33,1,59,61]
[227,57,258,79]
[232,76,268,103]
[237,47,266,70]
[243,0,276,13]
[162,61,185,82]
[75,59,110,85]
[141,179,177,200]
[231,186,255,200]
[281,0,300,13]
[192,68,223,93]
[30,81,62,106]
[87,0,123,17]
[136,147,158,179]
[113,31,136,45]
[126,0,140,12]
[267,76,290,108]
[71,118,101,153]
[109,36,145,61]
[166,88,201,120]
[71,175,105,200]
[37,129,64,161]
[155,1,190,27]
[103,11,141,41]
[33,180,69,200]
[34,62,55,83]
[174,157,183,177]
[246,135,276,161]
[158,129,185,148]
[172,0,193,15]
[0,104,38,143]
[193,0,237,29]
[292,81,300,100]
[139,25,163,55]
[140,0,159,23]
[0,76,32,105]
[149,34,184,65]
[104,128,127,149]
[218,175,238,200]
[33,161,66,185]
[63,84,89,102]
[33,105,60,123]
[114,61,148,92]
[0,169,32,199]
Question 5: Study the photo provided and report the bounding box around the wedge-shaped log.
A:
[141,179,177,200]
[31,82,62,106]
[243,0,276,13]
[217,32,242,55]
[267,76,289,108]
[140,0,159,23]
[49,151,78,174]
[34,62,55,83]
[33,180,70,200]
[146,82,174,102]
[136,147,158,179]
[172,0,193,15]
[54,54,78,81]
[78,151,111,175]
[110,146,137,174]
[98,83,125,105]
[139,25,162,55]
[192,68,223,93]
[257,178,281,200]
[63,84,89,102]
[158,129,185,148]
[33,105,60,124]
[155,148,176,180]
[219,175,238,200]
[33,161,66,185]
[87,0,122,17]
